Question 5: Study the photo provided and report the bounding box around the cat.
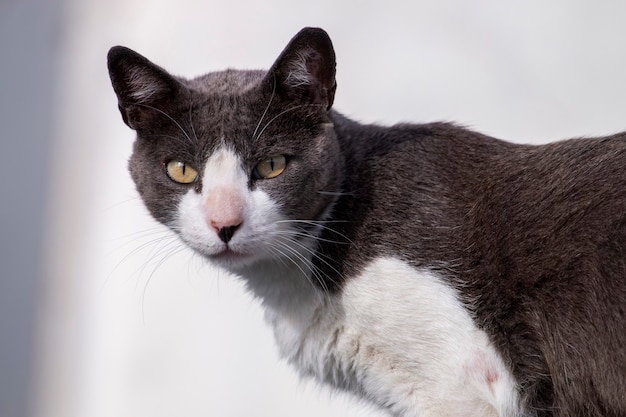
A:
[107,27,626,417]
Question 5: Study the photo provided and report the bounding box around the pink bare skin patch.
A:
[204,187,245,233]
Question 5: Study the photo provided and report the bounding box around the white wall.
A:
[32,1,626,417]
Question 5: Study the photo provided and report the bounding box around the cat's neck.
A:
[234,113,393,332]
[236,256,331,359]
[230,115,369,349]
[329,111,382,159]
[237,253,327,316]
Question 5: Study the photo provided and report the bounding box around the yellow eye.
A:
[166,160,198,184]
[254,155,287,179]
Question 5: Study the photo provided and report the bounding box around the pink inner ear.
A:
[204,187,245,233]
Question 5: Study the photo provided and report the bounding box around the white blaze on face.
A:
[176,145,286,268]
[201,147,247,235]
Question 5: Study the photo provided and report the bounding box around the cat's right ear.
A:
[107,46,185,130]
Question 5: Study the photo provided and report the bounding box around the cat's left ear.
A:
[266,27,337,111]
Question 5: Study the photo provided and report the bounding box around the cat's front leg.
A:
[328,257,522,417]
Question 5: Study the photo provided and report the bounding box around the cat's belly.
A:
[280,257,522,417]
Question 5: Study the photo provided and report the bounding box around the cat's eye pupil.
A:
[166,160,198,184]
[254,155,286,180]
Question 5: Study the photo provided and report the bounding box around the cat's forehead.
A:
[188,69,266,96]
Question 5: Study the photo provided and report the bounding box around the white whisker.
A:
[274,229,349,246]
[251,74,277,141]
[275,219,353,244]
[103,228,178,292]
[132,102,194,144]
[266,241,322,293]
[254,103,324,141]
[140,243,189,322]
[275,234,343,289]
[187,102,199,144]
[316,190,359,197]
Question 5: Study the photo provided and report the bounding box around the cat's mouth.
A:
[208,247,255,267]
[179,232,259,269]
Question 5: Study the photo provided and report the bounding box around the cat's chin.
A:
[204,248,259,270]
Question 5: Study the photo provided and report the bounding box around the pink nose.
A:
[205,188,244,243]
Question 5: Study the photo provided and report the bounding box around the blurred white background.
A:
[2,1,625,416]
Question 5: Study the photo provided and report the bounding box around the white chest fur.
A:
[264,257,522,417]
[175,149,520,415]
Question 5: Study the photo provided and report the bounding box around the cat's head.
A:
[107,27,343,273]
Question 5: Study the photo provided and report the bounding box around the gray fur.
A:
[108,27,626,416]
